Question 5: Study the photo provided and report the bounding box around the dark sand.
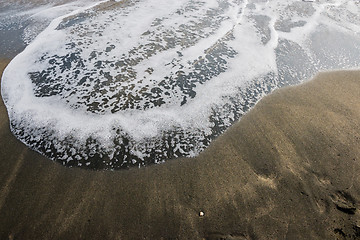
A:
[1,57,360,239]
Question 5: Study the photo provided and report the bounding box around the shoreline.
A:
[1,57,360,239]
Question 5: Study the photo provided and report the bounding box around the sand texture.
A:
[1,57,360,239]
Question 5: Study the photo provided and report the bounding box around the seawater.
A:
[1,0,360,169]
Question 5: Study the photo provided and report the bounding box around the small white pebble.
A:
[199,211,204,217]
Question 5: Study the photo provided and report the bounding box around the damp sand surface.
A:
[1,59,360,239]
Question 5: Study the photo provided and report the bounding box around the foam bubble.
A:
[2,0,360,169]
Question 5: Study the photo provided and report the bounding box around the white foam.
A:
[2,0,360,169]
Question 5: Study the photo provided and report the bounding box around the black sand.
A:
[1,57,360,239]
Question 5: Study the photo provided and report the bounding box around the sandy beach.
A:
[1,54,360,239]
[1,0,360,239]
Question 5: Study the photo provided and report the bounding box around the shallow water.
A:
[1,0,360,169]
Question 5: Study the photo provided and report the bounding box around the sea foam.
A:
[2,0,360,169]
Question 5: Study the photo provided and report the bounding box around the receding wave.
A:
[2,0,360,169]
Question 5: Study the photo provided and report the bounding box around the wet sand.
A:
[1,56,360,239]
